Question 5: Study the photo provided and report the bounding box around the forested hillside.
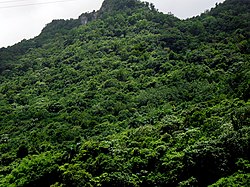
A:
[0,0,249,186]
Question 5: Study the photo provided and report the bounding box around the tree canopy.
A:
[0,0,249,186]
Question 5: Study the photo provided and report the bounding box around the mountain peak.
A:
[79,0,152,25]
[99,0,141,13]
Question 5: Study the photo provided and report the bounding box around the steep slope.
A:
[0,0,249,186]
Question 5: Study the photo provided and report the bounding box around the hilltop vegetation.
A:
[0,0,249,186]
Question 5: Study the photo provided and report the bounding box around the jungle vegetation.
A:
[0,0,249,186]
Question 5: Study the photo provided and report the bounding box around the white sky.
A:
[0,0,225,48]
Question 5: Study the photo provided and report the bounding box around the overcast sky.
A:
[0,0,225,48]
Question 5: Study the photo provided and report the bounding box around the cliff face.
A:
[78,0,146,25]
[79,11,98,25]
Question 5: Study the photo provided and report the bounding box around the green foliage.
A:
[0,0,249,186]
[1,152,63,186]
[209,173,250,187]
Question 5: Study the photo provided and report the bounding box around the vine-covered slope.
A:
[0,0,249,186]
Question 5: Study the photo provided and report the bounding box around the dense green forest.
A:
[0,0,249,186]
